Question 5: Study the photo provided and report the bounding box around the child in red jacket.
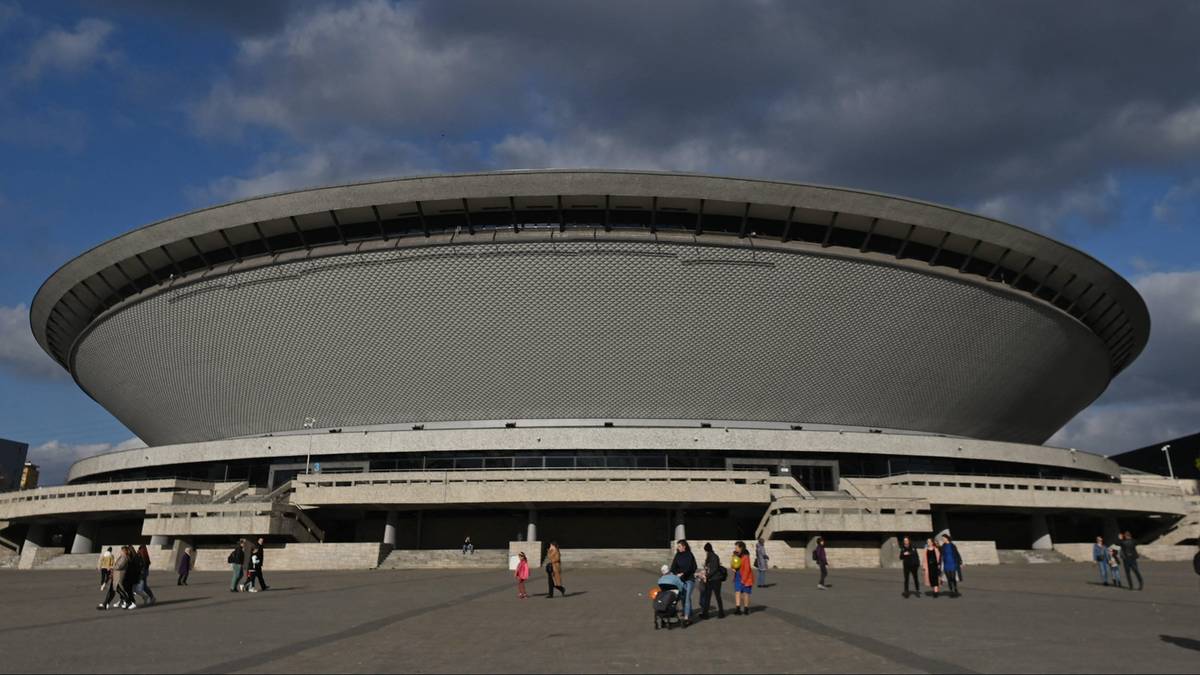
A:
[515,552,530,599]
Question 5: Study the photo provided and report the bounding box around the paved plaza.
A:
[0,562,1198,673]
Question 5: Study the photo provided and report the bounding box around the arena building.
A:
[3,170,1196,571]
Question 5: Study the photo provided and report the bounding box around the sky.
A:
[0,1,1198,484]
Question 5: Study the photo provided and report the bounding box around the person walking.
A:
[98,546,129,610]
[1118,532,1143,590]
[813,537,829,589]
[228,539,246,592]
[899,536,922,597]
[755,538,770,588]
[922,538,942,598]
[133,544,157,605]
[515,551,530,599]
[940,535,962,597]
[731,541,754,614]
[247,538,269,591]
[123,546,145,608]
[545,542,565,598]
[98,546,114,590]
[699,542,725,619]
[1106,543,1123,587]
[177,546,193,585]
[1092,536,1110,585]
[669,539,698,627]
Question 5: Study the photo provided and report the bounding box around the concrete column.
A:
[526,509,538,543]
[71,522,98,554]
[879,536,900,569]
[150,535,170,548]
[673,510,686,542]
[1102,517,1120,546]
[18,524,49,570]
[1030,513,1053,550]
[932,511,950,539]
[383,511,399,548]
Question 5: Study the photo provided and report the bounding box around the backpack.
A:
[812,547,819,562]
[227,550,237,564]
[715,566,728,583]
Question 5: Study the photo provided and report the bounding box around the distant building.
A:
[19,462,39,491]
[0,439,29,492]
[1112,432,1200,480]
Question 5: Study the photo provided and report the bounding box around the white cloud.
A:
[17,18,117,82]
[195,133,452,202]
[1152,177,1200,226]
[0,304,65,379]
[27,437,145,486]
[1050,270,1200,455]
[190,0,503,139]
[976,175,1121,233]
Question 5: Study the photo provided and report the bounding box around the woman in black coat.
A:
[699,542,725,619]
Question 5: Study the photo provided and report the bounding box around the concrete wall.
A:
[192,543,387,571]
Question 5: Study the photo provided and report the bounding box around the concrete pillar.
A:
[673,510,686,542]
[18,524,49,570]
[150,535,170,548]
[879,536,900,569]
[1030,513,1053,550]
[526,509,538,543]
[383,511,399,548]
[71,522,98,554]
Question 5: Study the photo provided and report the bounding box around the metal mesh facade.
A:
[73,240,1109,446]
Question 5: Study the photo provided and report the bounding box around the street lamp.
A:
[1161,444,1174,480]
[304,417,316,475]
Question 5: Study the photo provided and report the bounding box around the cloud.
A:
[27,436,145,486]
[1153,177,1200,226]
[0,304,65,379]
[190,0,508,140]
[194,133,455,202]
[185,0,1200,232]
[16,17,118,82]
[1049,270,1200,455]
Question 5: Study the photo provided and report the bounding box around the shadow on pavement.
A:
[1160,635,1200,652]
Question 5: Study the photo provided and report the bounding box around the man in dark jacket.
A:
[698,542,725,619]
[669,539,698,626]
[1118,531,1143,590]
[899,536,921,597]
[247,537,269,592]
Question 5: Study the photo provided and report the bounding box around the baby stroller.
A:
[652,582,682,630]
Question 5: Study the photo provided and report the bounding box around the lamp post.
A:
[1161,444,1174,480]
[304,417,316,475]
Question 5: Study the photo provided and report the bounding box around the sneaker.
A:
[249,588,258,593]
[96,603,107,610]
[818,584,827,590]
[126,603,136,610]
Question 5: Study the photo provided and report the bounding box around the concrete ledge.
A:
[1139,545,1200,562]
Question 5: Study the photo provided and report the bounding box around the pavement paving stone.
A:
[0,562,1197,673]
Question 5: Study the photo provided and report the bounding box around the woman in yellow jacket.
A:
[731,540,754,615]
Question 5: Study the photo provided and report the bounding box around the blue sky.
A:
[1,1,1198,483]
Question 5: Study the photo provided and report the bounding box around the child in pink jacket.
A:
[515,552,530,599]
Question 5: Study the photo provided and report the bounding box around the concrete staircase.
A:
[1147,498,1200,546]
[37,553,96,570]
[378,549,509,569]
[997,549,1073,565]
